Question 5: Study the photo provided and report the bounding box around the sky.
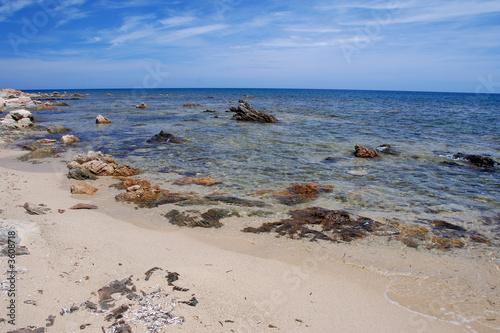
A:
[0,0,499,93]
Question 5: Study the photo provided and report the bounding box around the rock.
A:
[243,207,381,242]
[253,183,334,206]
[23,202,51,215]
[67,151,140,178]
[452,153,497,168]
[67,166,98,180]
[165,208,232,228]
[204,195,268,207]
[183,103,194,107]
[147,131,184,144]
[9,109,34,121]
[81,160,115,176]
[19,147,57,160]
[230,100,278,122]
[34,139,57,144]
[377,144,400,155]
[52,101,69,107]
[136,102,148,109]
[354,144,378,158]
[70,183,98,195]
[46,125,71,134]
[60,134,80,144]
[96,114,111,124]
[0,97,6,112]
[70,203,98,210]
[173,177,221,186]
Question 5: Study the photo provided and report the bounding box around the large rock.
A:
[230,100,278,123]
[354,144,378,158]
[96,115,111,124]
[61,134,80,143]
[0,97,5,112]
[67,151,140,178]
[9,109,34,121]
[19,147,57,160]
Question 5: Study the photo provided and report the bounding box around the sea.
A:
[26,88,499,226]
[11,87,500,330]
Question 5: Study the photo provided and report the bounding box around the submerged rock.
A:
[452,153,497,168]
[147,131,184,144]
[136,102,148,109]
[46,125,70,134]
[165,208,233,228]
[230,100,278,122]
[243,207,381,242]
[204,195,268,207]
[354,144,378,158]
[173,177,221,186]
[377,144,400,156]
[252,183,334,206]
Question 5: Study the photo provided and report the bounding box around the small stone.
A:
[23,202,51,215]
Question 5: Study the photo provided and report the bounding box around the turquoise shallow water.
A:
[27,88,500,236]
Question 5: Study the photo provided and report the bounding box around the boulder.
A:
[9,109,34,121]
[354,144,378,158]
[61,134,80,144]
[230,100,278,123]
[136,102,148,109]
[96,115,111,124]
[147,131,184,144]
[0,97,5,112]
[67,166,98,180]
[70,183,98,195]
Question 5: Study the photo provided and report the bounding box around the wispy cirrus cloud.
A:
[0,0,38,21]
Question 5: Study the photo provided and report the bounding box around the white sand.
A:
[0,147,498,332]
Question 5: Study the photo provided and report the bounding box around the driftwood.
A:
[230,100,278,123]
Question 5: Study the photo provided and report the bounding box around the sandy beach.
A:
[0,143,498,333]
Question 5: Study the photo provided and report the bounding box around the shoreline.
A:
[0,88,499,332]
[0,145,498,332]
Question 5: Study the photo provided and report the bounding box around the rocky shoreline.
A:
[1,88,499,332]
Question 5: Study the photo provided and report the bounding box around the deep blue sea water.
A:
[27,88,500,236]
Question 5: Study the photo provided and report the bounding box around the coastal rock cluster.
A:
[0,88,54,112]
[230,100,278,122]
[67,151,140,180]
[0,109,35,129]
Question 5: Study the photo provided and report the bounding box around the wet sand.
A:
[0,147,498,332]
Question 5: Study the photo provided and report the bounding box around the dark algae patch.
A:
[243,207,382,242]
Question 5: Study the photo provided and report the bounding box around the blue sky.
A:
[0,0,499,92]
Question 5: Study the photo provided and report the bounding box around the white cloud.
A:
[156,24,228,43]
[159,16,195,27]
[0,0,37,21]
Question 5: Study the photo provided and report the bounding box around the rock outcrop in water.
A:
[96,114,111,124]
[251,183,335,205]
[230,100,278,123]
[0,109,34,129]
[147,131,184,144]
[67,151,140,179]
[452,153,497,168]
[354,144,378,158]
